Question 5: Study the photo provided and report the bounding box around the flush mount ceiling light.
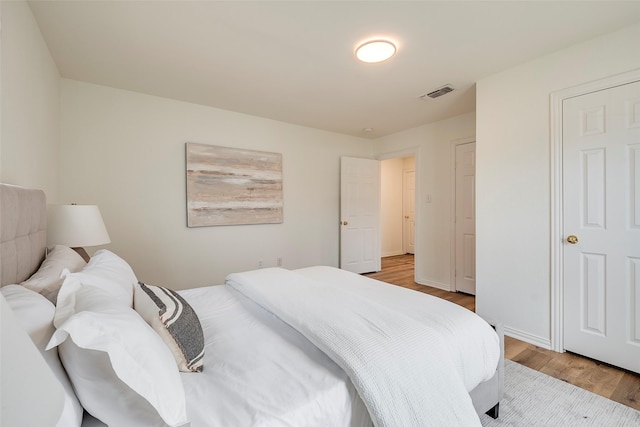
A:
[355,39,396,63]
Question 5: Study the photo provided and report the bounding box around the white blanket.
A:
[81,283,372,427]
[297,266,500,392]
[227,267,490,427]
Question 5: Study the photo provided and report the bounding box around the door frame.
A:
[378,147,421,281]
[549,68,640,352]
[450,137,476,292]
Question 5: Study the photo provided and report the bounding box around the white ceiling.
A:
[29,1,640,138]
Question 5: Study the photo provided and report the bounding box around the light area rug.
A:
[480,360,640,426]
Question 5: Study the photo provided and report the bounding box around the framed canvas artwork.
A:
[186,142,283,227]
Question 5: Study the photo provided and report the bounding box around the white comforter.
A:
[178,285,371,427]
[82,283,371,427]
[227,267,500,427]
[297,266,500,391]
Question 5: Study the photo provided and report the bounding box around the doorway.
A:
[381,156,415,257]
[379,149,419,281]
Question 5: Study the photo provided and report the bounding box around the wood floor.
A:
[364,254,640,411]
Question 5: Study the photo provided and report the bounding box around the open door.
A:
[340,157,381,274]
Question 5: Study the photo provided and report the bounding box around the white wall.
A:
[380,158,404,257]
[475,23,640,347]
[59,80,373,288]
[375,112,475,288]
[1,1,60,202]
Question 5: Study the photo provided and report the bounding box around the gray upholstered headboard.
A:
[0,183,47,286]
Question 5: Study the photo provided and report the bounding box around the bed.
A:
[0,183,503,427]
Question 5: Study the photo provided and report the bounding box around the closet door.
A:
[562,80,640,373]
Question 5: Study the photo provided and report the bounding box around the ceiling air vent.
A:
[420,84,455,100]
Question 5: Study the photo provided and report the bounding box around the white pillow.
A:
[47,277,188,427]
[65,249,136,306]
[134,281,205,372]
[1,285,83,427]
[20,245,86,304]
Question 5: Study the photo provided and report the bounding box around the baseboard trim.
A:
[504,326,552,350]
[382,251,406,257]
[415,278,452,292]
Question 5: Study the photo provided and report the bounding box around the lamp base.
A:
[71,247,90,263]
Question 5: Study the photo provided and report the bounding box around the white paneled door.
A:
[563,80,640,373]
[340,157,381,274]
[455,142,476,295]
[403,169,416,254]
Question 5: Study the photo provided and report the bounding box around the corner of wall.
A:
[0,0,61,202]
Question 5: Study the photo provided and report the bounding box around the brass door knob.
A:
[342,221,348,226]
[404,216,410,219]
[567,235,579,244]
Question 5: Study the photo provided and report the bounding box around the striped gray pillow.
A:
[134,282,204,373]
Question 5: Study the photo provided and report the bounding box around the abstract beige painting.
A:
[186,142,283,227]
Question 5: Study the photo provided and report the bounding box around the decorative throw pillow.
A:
[65,249,136,306]
[20,245,86,304]
[1,285,83,427]
[134,281,205,373]
[48,278,188,427]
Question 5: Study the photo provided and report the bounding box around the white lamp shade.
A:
[47,205,111,248]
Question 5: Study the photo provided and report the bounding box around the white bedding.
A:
[83,284,371,427]
[297,266,500,391]
[83,266,499,427]
[227,267,499,427]
[178,284,371,427]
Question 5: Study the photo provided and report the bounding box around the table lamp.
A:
[47,204,111,262]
